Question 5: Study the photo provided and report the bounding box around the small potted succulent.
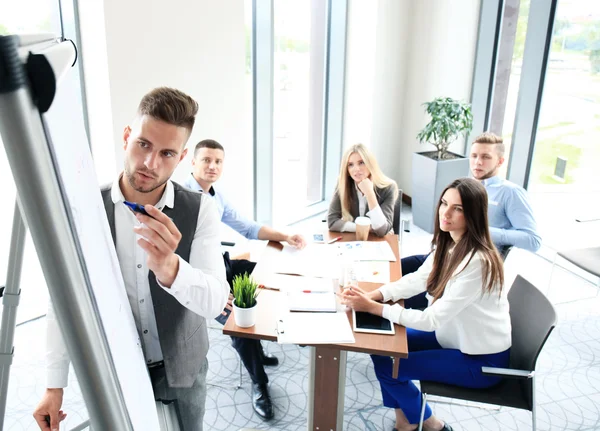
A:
[232,273,260,328]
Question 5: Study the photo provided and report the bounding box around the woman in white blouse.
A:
[327,144,398,237]
[341,178,510,431]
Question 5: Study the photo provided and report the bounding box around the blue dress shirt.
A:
[183,174,262,240]
[482,175,541,252]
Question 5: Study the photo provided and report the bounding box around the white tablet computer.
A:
[352,309,395,335]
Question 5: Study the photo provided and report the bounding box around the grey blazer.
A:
[327,183,397,237]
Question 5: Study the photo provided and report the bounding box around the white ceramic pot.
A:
[233,298,257,328]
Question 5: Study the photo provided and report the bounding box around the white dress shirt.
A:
[379,251,511,355]
[46,178,228,387]
[341,186,387,233]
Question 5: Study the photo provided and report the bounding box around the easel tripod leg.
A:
[0,203,27,429]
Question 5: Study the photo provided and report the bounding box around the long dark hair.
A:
[426,178,504,301]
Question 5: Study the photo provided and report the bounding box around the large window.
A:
[253,0,346,227]
[527,0,600,248]
[529,2,600,192]
[488,0,531,178]
[480,0,600,251]
[0,0,61,34]
[272,0,327,225]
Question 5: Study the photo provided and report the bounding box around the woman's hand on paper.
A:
[133,205,181,287]
[339,286,384,316]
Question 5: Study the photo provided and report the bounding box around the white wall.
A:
[344,0,481,197]
[370,0,412,191]
[343,0,379,149]
[78,0,253,214]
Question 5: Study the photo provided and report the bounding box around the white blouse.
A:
[380,251,511,355]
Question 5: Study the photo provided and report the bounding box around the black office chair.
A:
[392,189,404,235]
[208,240,243,389]
[418,275,557,431]
[499,245,513,261]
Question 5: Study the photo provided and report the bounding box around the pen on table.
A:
[258,284,279,292]
[301,290,329,293]
[327,236,342,244]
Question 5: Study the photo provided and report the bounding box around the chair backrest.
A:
[392,189,404,234]
[508,275,557,373]
[499,245,513,261]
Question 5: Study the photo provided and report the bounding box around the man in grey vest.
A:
[33,87,228,431]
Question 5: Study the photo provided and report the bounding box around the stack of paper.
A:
[253,273,335,292]
[252,273,338,312]
[287,291,337,312]
[353,260,390,283]
[267,244,339,278]
[337,241,396,262]
[276,312,355,344]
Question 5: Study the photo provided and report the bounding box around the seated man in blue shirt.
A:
[403,132,541,308]
[184,139,306,420]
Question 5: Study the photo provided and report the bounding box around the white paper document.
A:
[268,244,339,278]
[252,273,335,293]
[353,260,391,283]
[276,312,356,344]
[337,241,397,262]
[287,291,337,312]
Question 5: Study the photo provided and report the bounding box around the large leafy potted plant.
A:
[232,273,260,328]
[412,97,473,233]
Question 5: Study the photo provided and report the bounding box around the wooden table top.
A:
[223,231,408,358]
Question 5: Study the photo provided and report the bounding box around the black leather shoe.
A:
[391,424,453,431]
[251,383,274,420]
[262,352,279,367]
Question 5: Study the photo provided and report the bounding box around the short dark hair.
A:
[194,139,224,157]
[472,132,505,157]
[137,87,198,132]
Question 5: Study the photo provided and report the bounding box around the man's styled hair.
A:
[473,132,505,157]
[137,87,198,132]
[194,139,224,157]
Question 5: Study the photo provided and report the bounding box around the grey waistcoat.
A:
[101,181,209,388]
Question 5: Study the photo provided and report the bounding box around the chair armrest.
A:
[481,366,534,380]
[221,241,236,247]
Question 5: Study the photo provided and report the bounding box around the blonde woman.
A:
[328,144,398,237]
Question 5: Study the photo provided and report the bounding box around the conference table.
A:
[223,231,408,431]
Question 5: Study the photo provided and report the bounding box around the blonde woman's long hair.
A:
[337,144,398,222]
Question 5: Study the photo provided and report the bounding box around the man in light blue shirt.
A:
[402,132,541,309]
[470,132,541,255]
[184,139,305,421]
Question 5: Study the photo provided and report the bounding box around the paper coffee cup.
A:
[355,216,371,241]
